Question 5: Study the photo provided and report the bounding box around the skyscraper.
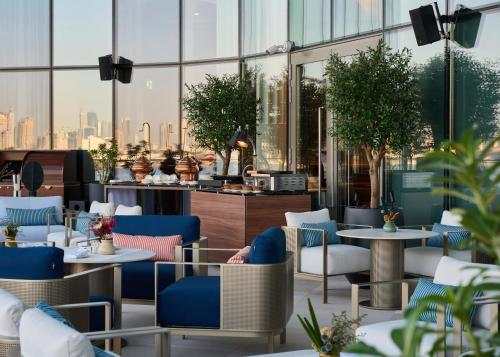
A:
[16,116,34,149]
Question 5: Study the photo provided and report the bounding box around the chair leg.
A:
[280,329,286,345]
[155,333,170,357]
[267,334,274,353]
[323,275,328,304]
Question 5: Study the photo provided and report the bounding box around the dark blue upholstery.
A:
[114,215,200,300]
[157,276,220,328]
[89,295,114,332]
[122,262,176,300]
[248,227,286,264]
[0,247,64,279]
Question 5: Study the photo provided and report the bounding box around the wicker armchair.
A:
[154,251,294,353]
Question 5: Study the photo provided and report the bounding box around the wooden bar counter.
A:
[190,191,311,261]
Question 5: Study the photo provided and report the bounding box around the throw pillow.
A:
[5,206,56,226]
[248,227,286,264]
[75,212,99,235]
[227,246,251,264]
[0,288,24,337]
[407,279,482,327]
[93,346,115,357]
[428,223,471,249]
[89,201,115,217]
[112,233,182,261]
[115,204,142,216]
[300,221,340,247]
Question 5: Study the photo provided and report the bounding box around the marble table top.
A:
[336,228,438,241]
[63,247,155,264]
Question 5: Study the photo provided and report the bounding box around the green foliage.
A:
[325,40,423,207]
[89,138,119,184]
[182,73,259,175]
[123,140,150,169]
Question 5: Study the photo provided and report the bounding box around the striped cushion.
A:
[300,221,340,247]
[407,279,482,327]
[6,206,57,226]
[227,246,251,264]
[112,233,182,261]
[428,223,470,249]
[35,302,74,328]
[75,212,99,235]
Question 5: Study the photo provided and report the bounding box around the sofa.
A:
[113,215,206,302]
[0,196,65,242]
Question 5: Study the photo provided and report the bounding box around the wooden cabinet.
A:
[191,191,311,261]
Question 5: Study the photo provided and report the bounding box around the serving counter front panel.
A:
[191,191,311,261]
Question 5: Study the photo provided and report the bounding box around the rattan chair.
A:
[154,250,294,353]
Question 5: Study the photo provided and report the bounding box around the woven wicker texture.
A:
[282,227,301,273]
[0,338,18,357]
[221,253,294,331]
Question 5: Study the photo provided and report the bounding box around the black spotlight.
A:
[452,6,482,49]
[98,55,133,84]
[409,5,441,46]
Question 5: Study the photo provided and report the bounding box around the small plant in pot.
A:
[325,40,424,221]
[89,139,119,202]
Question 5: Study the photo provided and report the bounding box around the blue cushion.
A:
[428,223,470,249]
[89,295,114,332]
[6,206,58,226]
[300,221,340,247]
[0,247,64,279]
[93,346,114,357]
[407,279,482,327]
[157,276,220,328]
[248,227,286,264]
[114,215,200,244]
[35,302,74,328]
[122,261,176,300]
[75,212,99,235]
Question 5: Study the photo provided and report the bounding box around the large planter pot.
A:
[88,182,105,203]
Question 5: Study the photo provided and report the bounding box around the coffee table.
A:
[336,228,438,309]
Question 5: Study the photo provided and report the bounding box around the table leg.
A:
[370,239,404,309]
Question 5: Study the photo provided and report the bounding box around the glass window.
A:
[116,67,180,158]
[53,70,112,150]
[0,72,50,149]
[451,1,500,8]
[182,62,239,174]
[117,0,179,64]
[242,0,287,55]
[385,0,445,27]
[383,28,445,225]
[289,0,331,47]
[244,55,288,171]
[53,0,112,66]
[183,0,238,61]
[332,0,381,39]
[0,0,49,67]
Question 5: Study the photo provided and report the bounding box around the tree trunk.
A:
[369,160,380,209]
[221,146,232,176]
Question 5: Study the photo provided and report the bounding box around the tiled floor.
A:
[121,276,402,357]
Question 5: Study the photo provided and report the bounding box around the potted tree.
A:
[183,73,259,176]
[325,40,423,228]
[89,138,119,202]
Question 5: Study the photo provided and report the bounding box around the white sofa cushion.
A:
[47,230,86,248]
[0,289,24,338]
[285,208,330,227]
[441,210,462,226]
[115,204,142,216]
[89,201,115,217]
[300,244,370,275]
[404,246,472,277]
[0,196,63,223]
[10,224,65,243]
[20,308,94,357]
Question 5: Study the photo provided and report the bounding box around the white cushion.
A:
[404,246,472,277]
[300,244,370,275]
[89,201,115,217]
[47,230,85,248]
[0,196,63,223]
[433,256,500,330]
[20,308,94,357]
[115,204,142,216]
[0,289,24,338]
[441,210,462,226]
[285,208,330,227]
[11,224,65,243]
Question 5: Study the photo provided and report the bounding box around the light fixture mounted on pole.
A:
[98,55,134,84]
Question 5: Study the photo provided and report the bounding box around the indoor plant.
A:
[92,216,116,255]
[298,298,363,356]
[325,40,423,212]
[123,140,152,182]
[182,73,260,176]
[89,138,119,202]
[1,219,21,247]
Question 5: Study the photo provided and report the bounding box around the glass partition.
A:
[289,0,331,47]
[332,0,382,39]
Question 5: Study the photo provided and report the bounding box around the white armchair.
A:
[352,256,500,357]
[404,210,475,277]
[283,208,371,304]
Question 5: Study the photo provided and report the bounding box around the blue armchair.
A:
[113,215,206,302]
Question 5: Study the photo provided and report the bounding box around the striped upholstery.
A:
[227,246,251,264]
[112,233,181,261]
[300,221,340,247]
[5,206,56,226]
[428,223,470,249]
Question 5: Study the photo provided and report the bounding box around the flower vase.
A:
[383,221,397,232]
[97,238,115,255]
[5,235,17,247]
